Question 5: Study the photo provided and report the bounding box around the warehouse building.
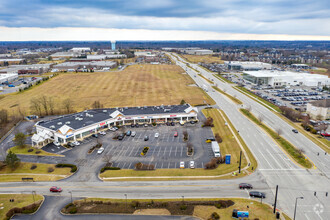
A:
[53,61,117,71]
[33,104,198,147]
[243,70,330,87]
[225,61,272,71]
[307,99,330,120]
[185,49,213,55]
[0,73,18,84]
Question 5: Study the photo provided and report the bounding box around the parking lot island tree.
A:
[13,132,26,148]
[5,151,21,169]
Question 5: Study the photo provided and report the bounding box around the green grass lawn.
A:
[240,109,312,169]
[234,86,281,112]
[212,86,243,105]
[0,194,44,220]
[101,108,250,180]
[8,145,63,157]
[0,162,72,182]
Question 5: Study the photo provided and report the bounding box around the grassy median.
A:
[198,74,214,84]
[213,74,235,84]
[9,145,63,157]
[240,108,313,169]
[0,194,44,220]
[100,108,249,181]
[212,86,243,105]
[0,162,72,182]
[62,197,281,220]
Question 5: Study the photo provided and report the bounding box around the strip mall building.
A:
[32,104,198,147]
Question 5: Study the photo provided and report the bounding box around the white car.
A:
[73,141,80,146]
[180,161,185,169]
[99,131,106,135]
[154,133,159,138]
[109,127,116,131]
[131,131,136,137]
[53,142,60,146]
[97,147,105,154]
[190,161,195,169]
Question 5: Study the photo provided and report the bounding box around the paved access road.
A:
[169,53,330,220]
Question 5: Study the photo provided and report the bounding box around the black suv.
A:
[239,183,253,189]
[118,133,125,140]
[249,191,265,198]
[292,129,298,133]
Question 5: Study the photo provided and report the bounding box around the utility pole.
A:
[273,185,278,213]
[238,151,242,173]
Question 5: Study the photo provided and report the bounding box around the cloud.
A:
[0,0,329,36]
[1,27,329,41]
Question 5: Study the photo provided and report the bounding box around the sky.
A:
[0,0,329,41]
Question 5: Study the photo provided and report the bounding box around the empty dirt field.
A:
[181,54,224,64]
[0,64,214,115]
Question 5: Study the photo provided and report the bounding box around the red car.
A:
[174,131,178,137]
[50,186,62,192]
[321,133,330,137]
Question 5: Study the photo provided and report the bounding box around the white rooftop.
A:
[243,70,328,79]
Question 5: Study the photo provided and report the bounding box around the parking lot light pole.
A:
[69,191,72,204]
[124,194,127,210]
[293,197,303,220]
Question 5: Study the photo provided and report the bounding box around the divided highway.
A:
[169,53,330,220]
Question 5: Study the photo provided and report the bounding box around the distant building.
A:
[225,61,272,71]
[185,49,213,55]
[69,47,91,53]
[291,64,309,69]
[243,70,330,87]
[0,59,25,66]
[307,99,330,120]
[53,61,117,71]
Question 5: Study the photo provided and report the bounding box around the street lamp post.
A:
[68,191,73,204]
[293,197,304,220]
[124,194,127,210]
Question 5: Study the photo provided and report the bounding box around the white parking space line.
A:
[168,162,170,169]
[175,146,178,157]
[168,146,173,156]
[180,146,183,157]
[161,162,164,169]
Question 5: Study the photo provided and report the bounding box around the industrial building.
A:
[33,104,198,147]
[185,49,213,55]
[53,61,117,71]
[306,99,330,120]
[243,70,330,87]
[0,73,18,84]
[225,61,272,71]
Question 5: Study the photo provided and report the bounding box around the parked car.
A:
[67,142,75,147]
[92,134,98,138]
[126,130,132,136]
[174,131,178,137]
[53,142,60,146]
[292,129,298,133]
[171,122,175,126]
[190,161,195,169]
[144,135,149,141]
[155,133,159,138]
[109,127,116,131]
[97,147,105,154]
[144,124,149,127]
[180,161,185,169]
[190,120,196,124]
[249,191,265,198]
[118,133,124,140]
[50,186,62,192]
[73,141,80,146]
[131,124,135,127]
[135,124,139,128]
[99,131,106,135]
[131,131,136,137]
[321,132,330,137]
[239,183,253,189]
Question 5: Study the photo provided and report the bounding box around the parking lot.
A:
[66,122,214,169]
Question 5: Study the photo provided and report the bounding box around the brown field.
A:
[181,54,224,64]
[0,64,214,115]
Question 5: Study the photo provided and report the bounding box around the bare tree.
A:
[276,128,283,137]
[257,114,264,124]
[62,98,73,114]
[40,95,49,115]
[30,98,42,116]
[48,97,55,115]
[102,154,113,166]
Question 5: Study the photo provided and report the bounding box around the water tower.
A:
[111,40,116,50]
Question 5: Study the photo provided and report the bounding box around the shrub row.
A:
[100,166,121,173]
[6,201,41,219]
[135,162,155,170]
[55,163,77,173]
